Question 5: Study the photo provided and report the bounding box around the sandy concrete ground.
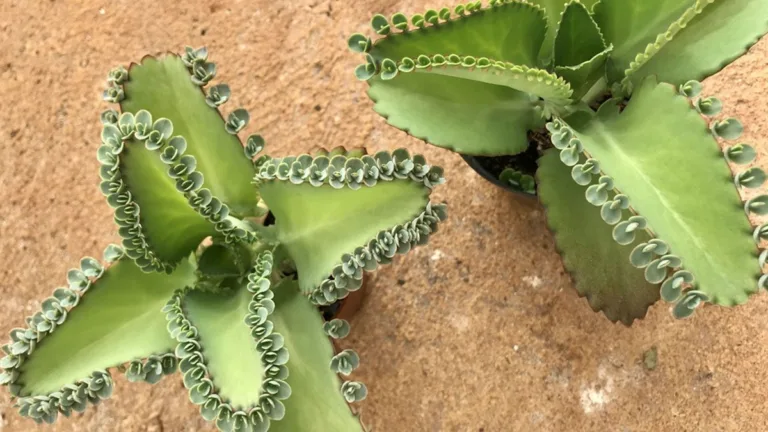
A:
[1,0,767,431]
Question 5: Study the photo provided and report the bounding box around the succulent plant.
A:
[348,0,768,324]
[0,46,447,431]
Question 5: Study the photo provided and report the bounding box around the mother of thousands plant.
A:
[348,0,768,324]
[0,46,447,431]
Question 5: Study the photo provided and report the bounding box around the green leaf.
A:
[120,54,258,216]
[725,144,756,165]
[196,242,246,278]
[118,133,215,266]
[625,0,768,87]
[172,272,361,431]
[16,253,194,396]
[560,76,760,306]
[361,2,549,156]
[369,73,541,155]
[267,279,363,431]
[555,45,613,100]
[369,3,547,68]
[527,0,599,63]
[368,74,540,156]
[378,55,573,106]
[592,0,693,82]
[553,1,606,68]
[178,288,268,411]
[549,0,611,99]
[259,155,434,294]
[500,167,536,195]
[537,150,660,325]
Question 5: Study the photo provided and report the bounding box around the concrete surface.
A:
[0,0,767,431]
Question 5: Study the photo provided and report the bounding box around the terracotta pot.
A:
[327,275,370,354]
[331,274,370,321]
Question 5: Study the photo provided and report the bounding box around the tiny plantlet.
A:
[349,0,768,324]
[0,46,447,430]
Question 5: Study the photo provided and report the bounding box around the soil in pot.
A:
[463,129,551,196]
[464,90,628,195]
[320,275,369,321]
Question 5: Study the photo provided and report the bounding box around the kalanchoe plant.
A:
[0,46,447,430]
[348,0,768,324]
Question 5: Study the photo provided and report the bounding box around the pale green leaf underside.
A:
[121,55,258,216]
[627,0,768,87]
[593,0,693,82]
[368,74,538,155]
[121,141,214,264]
[564,77,759,305]
[553,1,605,68]
[19,257,195,395]
[268,279,362,431]
[527,0,599,63]
[537,150,659,325]
[182,285,265,410]
[260,181,428,293]
[370,3,547,67]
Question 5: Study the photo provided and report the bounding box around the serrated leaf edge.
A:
[165,251,288,432]
[308,201,447,305]
[0,245,175,424]
[546,79,768,319]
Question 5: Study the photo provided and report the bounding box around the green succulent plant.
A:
[348,0,768,324]
[0,46,447,431]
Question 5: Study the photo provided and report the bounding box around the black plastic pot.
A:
[460,138,541,198]
[462,155,522,193]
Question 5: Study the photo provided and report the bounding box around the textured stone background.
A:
[1,0,767,431]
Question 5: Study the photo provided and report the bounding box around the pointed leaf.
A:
[555,45,613,100]
[179,287,268,411]
[592,0,693,82]
[120,55,259,216]
[537,150,660,325]
[527,0,600,62]
[267,279,363,431]
[368,75,541,155]
[625,0,768,87]
[560,77,760,306]
[554,1,606,68]
[381,57,573,107]
[177,277,362,431]
[118,134,216,266]
[259,153,441,294]
[362,3,548,155]
[15,255,194,396]
[369,3,547,68]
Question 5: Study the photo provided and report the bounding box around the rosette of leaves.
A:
[0,46,447,431]
[348,0,768,324]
